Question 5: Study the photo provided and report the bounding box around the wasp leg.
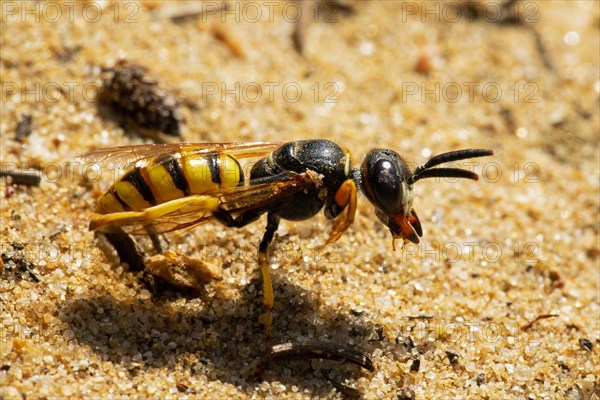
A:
[100,228,146,272]
[211,208,263,228]
[213,208,279,339]
[90,195,221,231]
[149,234,164,253]
[326,179,357,244]
[257,213,280,340]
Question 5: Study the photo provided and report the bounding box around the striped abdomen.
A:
[96,152,244,214]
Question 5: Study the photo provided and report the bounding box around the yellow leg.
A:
[258,250,274,338]
[326,179,357,244]
[90,195,220,231]
[257,213,280,340]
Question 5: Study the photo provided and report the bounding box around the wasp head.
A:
[359,148,494,245]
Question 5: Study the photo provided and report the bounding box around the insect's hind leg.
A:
[100,228,146,272]
[257,213,280,341]
[213,208,279,339]
[212,208,263,228]
[149,234,165,254]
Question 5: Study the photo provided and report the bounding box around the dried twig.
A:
[521,314,559,331]
[270,341,374,372]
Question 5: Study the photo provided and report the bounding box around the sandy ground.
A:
[1,1,599,398]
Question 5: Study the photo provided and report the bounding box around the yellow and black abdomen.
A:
[96,152,244,214]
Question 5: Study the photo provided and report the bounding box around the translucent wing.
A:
[77,142,282,172]
[90,171,315,235]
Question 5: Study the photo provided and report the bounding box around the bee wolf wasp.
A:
[80,140,493,337]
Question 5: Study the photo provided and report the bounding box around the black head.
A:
[359,148,494,245]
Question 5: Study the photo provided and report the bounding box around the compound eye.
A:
[372,159,402,213]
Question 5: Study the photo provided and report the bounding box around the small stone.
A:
[476,373,487,386]
[578,338,593,352]
[445,351,459,365]
[514,366,532,381]
[415,53,433,75]
[43,313,54,323]
[410,358,420,372]
[63,329,75,341]
[61,385,74,396]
